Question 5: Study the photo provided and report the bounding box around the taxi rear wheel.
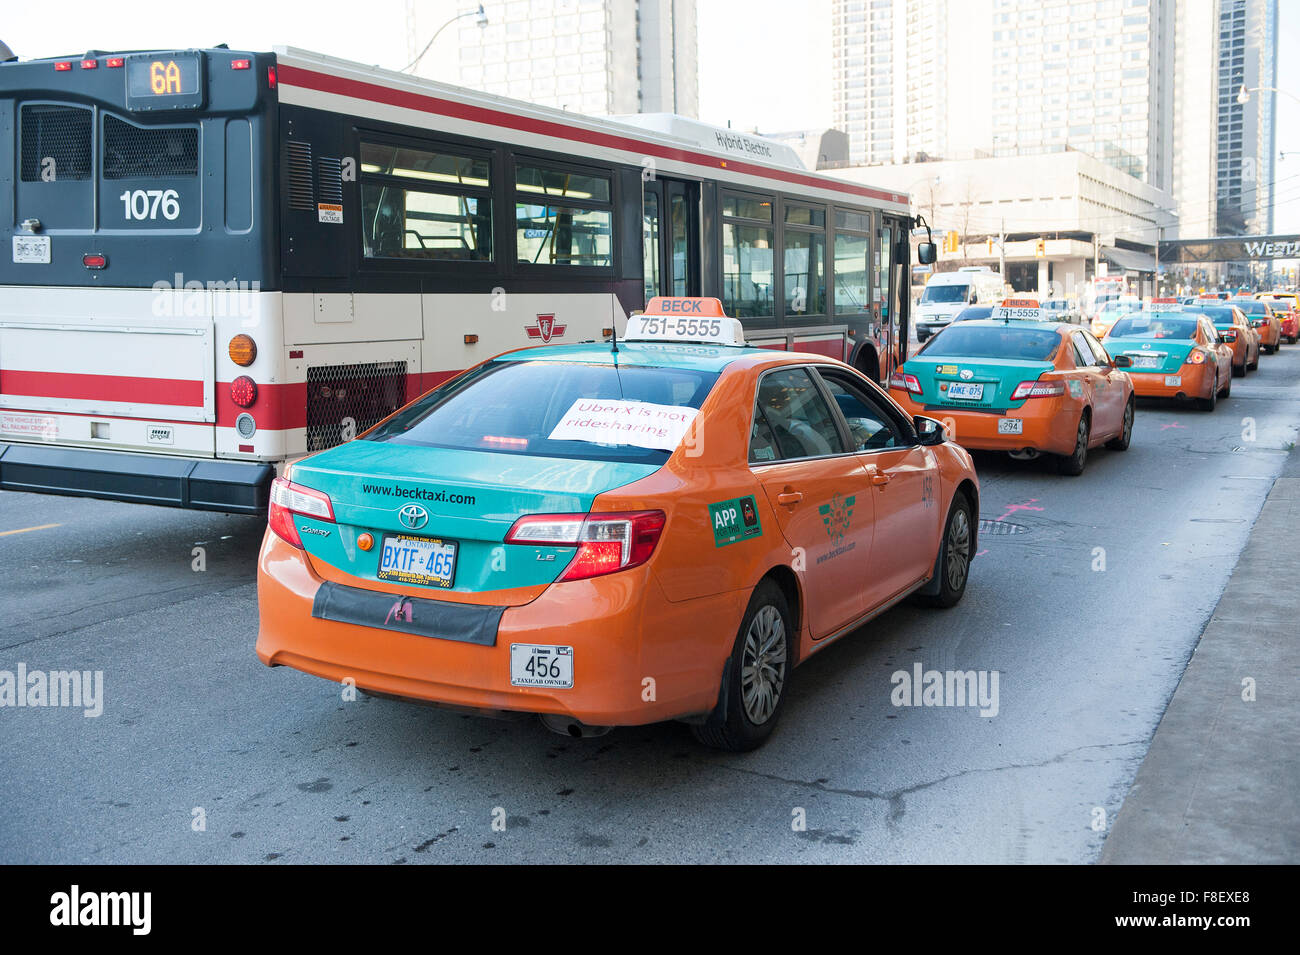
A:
[1197,372,1219,412]
[692,580,791,752]
[912,493,973,609]
[1105,397,1134,450]
[1057,412,1090,476]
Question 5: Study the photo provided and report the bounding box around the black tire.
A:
[1249,351,1259,370]
[1220,371,1231,398]
[1057,411,1091,475]
[1288,336,1297,345]
[1197,372,1219,412]
[1106,396,1135,449]
[691,580,792,752]
[912,493,974,609]
[1232,358,1246,378]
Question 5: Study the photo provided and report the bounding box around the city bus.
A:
[0,44,919,513]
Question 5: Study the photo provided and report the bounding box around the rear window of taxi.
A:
[919,324,1061,361]
[1108,315,1199,339]
[365,359,719,465]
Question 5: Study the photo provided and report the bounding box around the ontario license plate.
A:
[12,235,50,264]
[1164,375,1182,386]
[998,418,1023,435]
[947,382,984,400]
[376,534,457,588]
[1132,355,1161,369]
[510,644,574,688]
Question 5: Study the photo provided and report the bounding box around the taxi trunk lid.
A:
[907,356,1056,411]
[1109,341,1195,374]
[287,441,659,598]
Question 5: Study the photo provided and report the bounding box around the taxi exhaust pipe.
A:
[1007,448,1040,461]
[540,714,613,738]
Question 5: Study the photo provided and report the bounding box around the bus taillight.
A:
[231,376,258,408]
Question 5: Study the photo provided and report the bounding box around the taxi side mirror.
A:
[914,415,946,446]
[917,242,937,265]
[1112,354,1132,368]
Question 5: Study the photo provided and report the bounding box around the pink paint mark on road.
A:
[975,549,989,557]
[994,498,1045,523]
[1160,421,1187,431]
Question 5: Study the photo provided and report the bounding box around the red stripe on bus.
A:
[216,380,308,431]
[0,369,203,406]
[278,65,907,206]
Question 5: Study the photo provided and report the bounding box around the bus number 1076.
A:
[119,189,181,221]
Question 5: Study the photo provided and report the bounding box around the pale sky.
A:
[1,0,1295,231]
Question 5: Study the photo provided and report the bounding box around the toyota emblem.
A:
[398,504,429,530]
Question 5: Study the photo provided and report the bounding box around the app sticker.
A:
[709,495,763,547]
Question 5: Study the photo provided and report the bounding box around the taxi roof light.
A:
[624,297,746,346]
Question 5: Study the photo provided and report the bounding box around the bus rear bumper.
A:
[0,443,274,515]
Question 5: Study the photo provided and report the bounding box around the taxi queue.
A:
[255,291,1290,751]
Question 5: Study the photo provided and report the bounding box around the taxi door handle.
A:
[867,466,891,486]
[776,488,803,506]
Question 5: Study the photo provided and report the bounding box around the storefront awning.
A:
[1102,247,1158,273]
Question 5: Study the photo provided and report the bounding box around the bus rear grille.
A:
[284,140,315,211]
[102,115,198,179]
[20,104,92,181]
[305,361,408,452]
[317,157,344,204]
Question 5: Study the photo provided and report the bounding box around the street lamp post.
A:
[1237,85,1300,107]
[405,4,489,74]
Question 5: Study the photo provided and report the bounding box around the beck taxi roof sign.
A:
[990,297,1042,321]
[625,297,746,346]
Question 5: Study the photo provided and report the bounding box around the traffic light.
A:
[1035,238,1046,258]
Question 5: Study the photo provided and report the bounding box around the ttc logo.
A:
[819,493,856,546]
[525,314,567,343]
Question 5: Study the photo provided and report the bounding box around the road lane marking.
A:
[0,523,61,537]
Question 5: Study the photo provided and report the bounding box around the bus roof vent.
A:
[284,140,315,211]
[20,104,92,181]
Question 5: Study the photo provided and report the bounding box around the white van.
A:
[915,267,1006,341]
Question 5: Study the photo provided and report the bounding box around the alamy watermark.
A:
[0,663,103,717]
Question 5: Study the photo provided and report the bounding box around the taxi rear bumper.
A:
[255,532,742,726]
[1127,363,1215,399]
[890,390,1079,455]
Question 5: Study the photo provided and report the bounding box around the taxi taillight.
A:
[504,511,666,581]
[889,370,922,395]
[1184,350,1208,365]
[1011,379,1065,400]
[268,477,335,549]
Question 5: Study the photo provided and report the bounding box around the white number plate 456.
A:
[510,644,574,688]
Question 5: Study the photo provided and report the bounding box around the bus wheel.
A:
[854,348,880,384]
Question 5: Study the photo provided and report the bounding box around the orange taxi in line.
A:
[889,300,1135,475]
[1233,298,1283,354]
[1102,304,1233,411]
[1254,291,1299,345]
[256,298,980,751]
[1184,299,1261,376]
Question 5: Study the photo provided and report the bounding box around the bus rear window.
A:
[103,115,199,179]
[20,104,91,181]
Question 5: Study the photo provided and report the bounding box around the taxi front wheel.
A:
[692,580,792,752]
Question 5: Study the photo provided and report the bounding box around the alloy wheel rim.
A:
[741,605,787,725]
[945,508,971,591]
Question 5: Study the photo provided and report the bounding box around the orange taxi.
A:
[1184,299,1260,376]
[256,298,980,751]
[1102,303,1233,411]
[1255,291,1299,345]
[1233,298,1283,354]
[889,300,1135,475]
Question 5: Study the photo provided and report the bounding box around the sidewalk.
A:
[1101,448,1300,864]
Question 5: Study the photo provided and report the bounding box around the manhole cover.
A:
[978,519,1029,536]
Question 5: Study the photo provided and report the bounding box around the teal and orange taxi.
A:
[889,299,1135,475]
[1102,300,1233,411]
[1183,298,1260,376]
[1233,298,1283,354]
[257,298,980,751]
[1255,291,1299,344]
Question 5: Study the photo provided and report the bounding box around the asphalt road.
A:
[2,347,1297,864]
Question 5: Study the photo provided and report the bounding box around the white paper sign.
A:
[0,412,58,440]
[548,399,699,451]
